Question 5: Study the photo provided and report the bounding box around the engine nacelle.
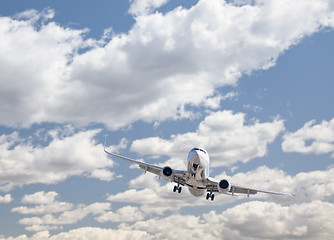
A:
[218,179,231,193]
[162,166,173,180]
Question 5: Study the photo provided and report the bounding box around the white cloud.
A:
[129,0,170,16]
[15,8,55,23]
[89,169,115,182]
[129,173,161,189]
[216,200,334,239]
[0,1,334,129]
[11,202,73,215]
[0,10,86,128]
[18,202,111,232]
[116,200,334,240]
[218,165,334,205]
[5,165,334,238]
[0,194,13,204]
[291,167,334,203]
[218,166,294,197]
[2,201,334,239]
[11,190,114,232]
[0,128,118,191]
[12,191,73,215]
[0,228,152,240]
[131,110,285,166]
[96,206,144,223]
[21,191,58,205]
[13,190,143,231]
[282,118,334,157]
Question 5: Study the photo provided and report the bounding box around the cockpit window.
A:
[192,147,206,154]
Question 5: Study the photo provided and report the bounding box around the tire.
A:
[178,186,182,193]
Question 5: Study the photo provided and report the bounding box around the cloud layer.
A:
[4,201,334,239]
[1,0,334,129]
[0,127,117,191]
[5,163,334,237]
[282,118,334,157]
[131,110,285,167]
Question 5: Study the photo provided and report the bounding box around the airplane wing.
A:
[104,148,294,198]
[104,148,187,185]
[205,177,294,197]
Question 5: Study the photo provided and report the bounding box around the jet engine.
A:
[162,166,173,180]
[218,179,231,193]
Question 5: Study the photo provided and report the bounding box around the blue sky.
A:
[1,0,334,239]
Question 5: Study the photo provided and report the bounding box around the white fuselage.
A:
[186,147,210,196]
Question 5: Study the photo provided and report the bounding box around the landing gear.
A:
[173,185,182,193]
[206,192,215,201]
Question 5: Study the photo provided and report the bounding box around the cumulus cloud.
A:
[106,183,204,215]
[5,165,334,237]
[1,0,334,129]
[0,127,119,191]
[17,201,111,232]
[128,0,170,16]
[12,190,146,232]
[0,227,152,240]
[3,201,334,239]
[11,190,145,232]
[95,206,144,223]
[12,191,73,215]
[12,202,73,216]
[282,118,334,157]
[0,10,85,128]
[21,191,58,205]
[89,169,116,182]
[131,110,285,167]
[215,200,334,239]
[118,200,334,239]
[223,165,334,204]
[0,194,13,204]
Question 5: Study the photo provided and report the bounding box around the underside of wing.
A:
[230,184,295,197]
[205,177,294,197]
[104,149,162,174]
[104,148,187,182]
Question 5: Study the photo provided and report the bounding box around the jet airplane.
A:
[104,147,294,201]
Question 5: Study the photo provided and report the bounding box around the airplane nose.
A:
[188,147,209,179]
[191,151,201,164]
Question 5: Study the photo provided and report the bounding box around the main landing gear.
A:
[206,192,215,201]
[173,185,182,193]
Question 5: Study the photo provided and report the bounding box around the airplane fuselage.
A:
[186,147,210,196]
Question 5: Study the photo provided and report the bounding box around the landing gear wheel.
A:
[206,192,215,201]
[173,185,182,193]
[178,186,182,193]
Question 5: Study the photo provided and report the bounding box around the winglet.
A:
[103,136,109,154]
[104,136,107,151]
